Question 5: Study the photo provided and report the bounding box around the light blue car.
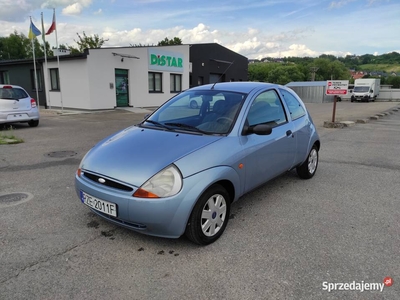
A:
[75,82,320,245]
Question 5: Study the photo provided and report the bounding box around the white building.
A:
[45,45,190,109]
[0,43,249,109]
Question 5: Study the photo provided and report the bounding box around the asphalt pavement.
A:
[1,100,399,300]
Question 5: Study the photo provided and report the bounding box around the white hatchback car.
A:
[0,84,40,127]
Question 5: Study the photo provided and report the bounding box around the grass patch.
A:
[359,64,400,73]
[0,128,24,145]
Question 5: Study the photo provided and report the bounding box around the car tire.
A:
[296,145,318,179]
[190,100,198,109]
[28,120,39,127]
[185,184,231,245]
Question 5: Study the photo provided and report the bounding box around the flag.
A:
[46,9,56,35]
[28,19,41,39]
[41,13,46,44]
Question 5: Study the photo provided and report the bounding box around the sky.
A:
[0,0,399,60]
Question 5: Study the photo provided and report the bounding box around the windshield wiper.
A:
[165,122,208,134]
[142,119,173,130]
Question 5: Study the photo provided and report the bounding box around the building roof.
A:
[0,52,87,66]
[286,81,327,87]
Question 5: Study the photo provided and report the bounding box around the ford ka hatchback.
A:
[75,82,320,245]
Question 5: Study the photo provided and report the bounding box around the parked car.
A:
[0,84,40,127]
[75,82,320,245]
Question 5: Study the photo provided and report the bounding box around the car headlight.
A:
[76,149,92,177]
[133,165,182,198]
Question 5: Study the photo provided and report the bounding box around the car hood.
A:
[81,126,222,186]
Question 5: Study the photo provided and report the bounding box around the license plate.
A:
[7,113,28,121]
[80,191,117,217]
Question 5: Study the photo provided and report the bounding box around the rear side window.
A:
[279,89,306,120]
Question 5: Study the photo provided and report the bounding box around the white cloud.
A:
[62,3,84,15]
[228,37,261,54]
[0,0,35,22]
[41,0,93,9]
[329,0,356,9]
[93,8,102,15]
[248,28,259,36]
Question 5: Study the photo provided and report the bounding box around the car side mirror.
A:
[243,124,273,135]
[370,89,373,93]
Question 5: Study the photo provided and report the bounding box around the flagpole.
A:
[30,17,40,108]
[53,9,64,113]
[41,12,51,109]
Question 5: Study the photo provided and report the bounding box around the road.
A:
[0,103,399,299]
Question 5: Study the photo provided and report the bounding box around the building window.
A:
[170,74,182,93]
[30,69,42,91]
[0,71,10,84]
[148,72,162,92]
[50,68,60,91]
[198,76,204,86]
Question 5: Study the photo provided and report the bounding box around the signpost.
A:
[326,80,349,122]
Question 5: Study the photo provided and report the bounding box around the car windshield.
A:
[353,86,370,93]
[0,87,28,100]
[143,90,246,134]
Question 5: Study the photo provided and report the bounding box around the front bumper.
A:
[75,165,240,238]
[75,171,208,238]
[351,95,370,101]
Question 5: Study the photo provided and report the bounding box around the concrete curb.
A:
[39,107,153,115]
[39,109,117,116]
[324,105,400,128]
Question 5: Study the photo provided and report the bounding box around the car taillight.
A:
[31,98,37,108]
[2,85,12,89]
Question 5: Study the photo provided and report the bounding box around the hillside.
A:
[358,64,400,73]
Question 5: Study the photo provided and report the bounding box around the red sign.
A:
[326,80,349,95]
[326,89,348,95]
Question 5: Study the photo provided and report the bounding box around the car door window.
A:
[279,89,306,120]
[247,89,287,127]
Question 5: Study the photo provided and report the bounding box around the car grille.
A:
[83,172,133,192]
[95,210,146,229]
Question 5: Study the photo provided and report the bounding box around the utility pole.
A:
[310,67,319,81]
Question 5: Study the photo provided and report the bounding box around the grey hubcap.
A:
[308,149,318,174]
[201,194,227,237]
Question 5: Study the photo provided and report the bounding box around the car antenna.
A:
[211,60,235,90]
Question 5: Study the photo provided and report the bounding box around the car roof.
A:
[0,84,23,89]
[188,82,282,94]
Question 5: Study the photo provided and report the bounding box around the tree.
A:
[248,62,279,82]
[387,76,400,88]
[0,31,30,60]
[267,65,306,85]
[313,58,349,80]
[74,32,108,52]
[318,54,337,62]
[248,62,307,84]
[0,30,54,60]
[157,37,182,46]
